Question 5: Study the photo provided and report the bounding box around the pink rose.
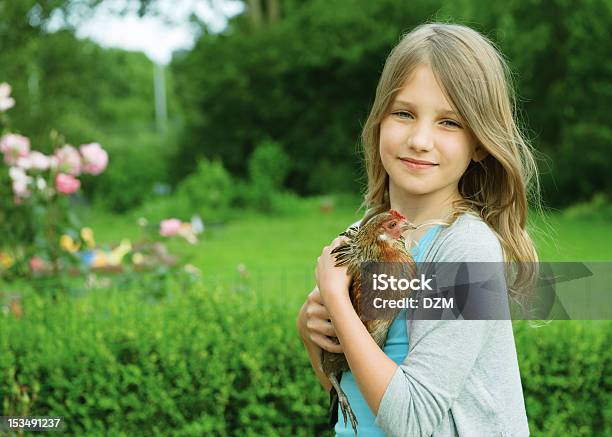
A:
[0,82,15,112]
[0,134,30,165]
[160,218,182,237]
[29,151,50,171]
[9,166,32,198]
[16,156,32,170]
[12,179,31,198]
[29,256,47,272]
[80,143,108,175]
[55,173,81,194]
[55,145,82,176]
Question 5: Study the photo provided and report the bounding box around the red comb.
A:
[389,209,405,220]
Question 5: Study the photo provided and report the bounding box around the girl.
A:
[297,22,538,436]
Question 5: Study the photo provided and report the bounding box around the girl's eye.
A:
[389,222,397,228]
[393,111,414,119]
[442,119,461,128]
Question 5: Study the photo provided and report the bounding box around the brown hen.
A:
[321,209,416,434]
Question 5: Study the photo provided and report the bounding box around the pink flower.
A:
[160,218,182,237]
[80,143,108,175]
[0,134,30,165]
[9,166,32,198]
[0,82,15,112]
[16,156,32,170]
[29,256,46,272]
[178,223,198,244]
[55,173,80,194]
[29,151,50,171]
[9,166,29,182]
[55,145,82,176]
[35,176,46,191]
[12,179,31,198]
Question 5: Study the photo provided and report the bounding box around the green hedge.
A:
[1,281,610,436]
[515,321,612,436]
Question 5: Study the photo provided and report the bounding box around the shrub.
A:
[563,193,612,222]
[305,160,360,194]
[135,157,235,225]
[247,139,290,191]
[133,193,195,224]
[174,157,234,222]
[231,139,298,214]
[0,280,330,436]
[514,321,611,436]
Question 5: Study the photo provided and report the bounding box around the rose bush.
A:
[0,82,108,281]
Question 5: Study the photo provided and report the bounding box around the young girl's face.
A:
[379,64,483,200]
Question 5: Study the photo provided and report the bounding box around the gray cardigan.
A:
[356,212,530,436]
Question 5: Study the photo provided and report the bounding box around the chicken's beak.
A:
[400,220,415,233]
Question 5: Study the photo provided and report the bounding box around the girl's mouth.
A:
[399,158,438,170]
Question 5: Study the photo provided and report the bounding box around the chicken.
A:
[320,209,417,434]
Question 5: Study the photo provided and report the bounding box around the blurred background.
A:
[0,0,610,436]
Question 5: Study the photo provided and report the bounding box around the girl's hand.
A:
[315,236,351,305]
[298,286,343,353]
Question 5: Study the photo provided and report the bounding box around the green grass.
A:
[79,201,612,270]
[75,198,364,309]
[71,200,612,314]
[529,213,612,261]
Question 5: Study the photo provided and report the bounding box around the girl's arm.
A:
[323,290,399,415]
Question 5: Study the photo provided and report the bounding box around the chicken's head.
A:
[363,209,414,243]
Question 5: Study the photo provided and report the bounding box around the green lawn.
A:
[81,200,612,269]
[74,200,612,313]
[528,213,612,261]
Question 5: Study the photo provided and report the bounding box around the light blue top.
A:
[335,224,441,436]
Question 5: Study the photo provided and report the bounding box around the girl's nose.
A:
[408,122,434,152]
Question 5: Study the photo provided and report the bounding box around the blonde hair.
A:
[357,22,540,307]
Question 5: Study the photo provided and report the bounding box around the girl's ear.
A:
[472,144,489,162]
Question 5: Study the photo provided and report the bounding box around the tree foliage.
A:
[171,0,611,206]
[1,1,169,210]
[1,0,609,208]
